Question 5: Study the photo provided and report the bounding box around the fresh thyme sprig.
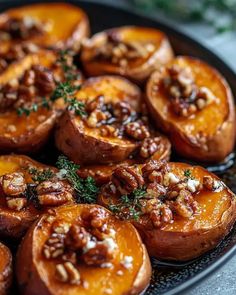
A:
[17,97,50,117]
[28,167,54,183]
[16,50,85,117]
[109,187,147,221]
[56,155,99,204]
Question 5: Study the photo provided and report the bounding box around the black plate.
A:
[1,1,236,294]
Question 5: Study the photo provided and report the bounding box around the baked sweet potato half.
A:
[81,26,174,84]
[55,75,171,166]
[146,56,236,163]
[0,2,89,49]
[16,204,151,295]
[99,160,236,261]
[0,154,75,239]
[0,243,12,295]
[0,49,82,153]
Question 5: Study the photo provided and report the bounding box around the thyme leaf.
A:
[56,155,99,204]
[28,167,54,183]
[109,187,147,221]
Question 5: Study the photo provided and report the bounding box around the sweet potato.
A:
[0,3,89,49]
[0,154,75,239]
[99,161,236,261]
[0,243,12,295]
[81,26,174,84]
[55,75,171,165]
[0,50,82,153]
[16,204,151,295]
[146,56,236,163]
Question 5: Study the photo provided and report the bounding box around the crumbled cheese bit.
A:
[163,172,179,186]
[213,180,224,192]
[101,237,117,252]
[109,228,116,238]
[121,256,133,269]
[104,288,112,294]
[186,179,200,193]
[116,270,124,276]
[83,281,89,289]
[101,223,108,232]
[56,169,67,179]
[83,239,97,253]
[101,262,113,269]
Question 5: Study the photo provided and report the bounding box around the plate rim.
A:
[0,0,236,294]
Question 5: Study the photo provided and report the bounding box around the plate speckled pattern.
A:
[1,1,236,294]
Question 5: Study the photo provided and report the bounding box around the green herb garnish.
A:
[56,155,99,204]
[184,169,195,180]
[28,167,54,183]
[109,187,147,221]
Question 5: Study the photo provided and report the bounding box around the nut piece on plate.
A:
[0,49,82,153]
[0,243,12,295]
[55,75,171,171]
[0,154,75,239]
[99,160,236,261]
[146,56,235,163]
[81,26,174,84]
[0,2,89,50]
[16,204,151,295]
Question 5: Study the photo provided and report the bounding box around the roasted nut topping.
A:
[33,65,55,95]
[171,189,199,218]
[0,16,45,40]
[6,197,27,211]
[163,64,216,117]
[0,82,18,111]
[0,172,26,196]
[65,224,90,251]
[142,160,168,183]
[36,180,73,206]
[81,206,109,230]
[125,121,150,140]
[111,166,144,195]
[82,243,112,266]
[140,137,161,158]
[113,101,132,121]
[89,32,155,66]
[150,204,173,228]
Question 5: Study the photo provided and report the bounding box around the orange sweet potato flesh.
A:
[16,204,151,295]
[0,3,89,49]
[99,162,236,261]
[0,154,73,239]
[55,75,144,165]
[146,56,236,163]
[81,26,174,84]
[0,50,66,153]
[0,243,12,295]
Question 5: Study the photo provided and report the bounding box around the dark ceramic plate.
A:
[1,0,236,294]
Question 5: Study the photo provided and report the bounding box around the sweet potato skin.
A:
[16,204,151,295]
[55,76,143,165]
[78,135,171,185]
[146,56,236,163]
[0,243,12,295]
[0,3,90,49]
[81,26,174,84]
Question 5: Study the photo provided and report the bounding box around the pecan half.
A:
[65,224,90,251]
[36,180,73,206]
[125,121,150,140]
[33,65,55,95]
[140,137,161,158]
[81,243,112,266]
[111,166,144,195]
[1,172,26,196]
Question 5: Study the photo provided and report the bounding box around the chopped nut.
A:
[33,65,55,95]
[55,264,69,283]
[140,137,161,158]
[6,124,16,133]
[111,166,144,195]
[6,197,27,211]
[65,223,90,251]
[125,122,150,140]
[1,172,26,196]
